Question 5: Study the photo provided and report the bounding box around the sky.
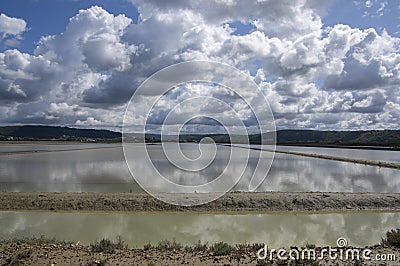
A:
[0,0,399,132]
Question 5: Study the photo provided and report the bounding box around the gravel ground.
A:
[0,240,399,265]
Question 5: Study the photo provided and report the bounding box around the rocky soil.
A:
[0,240,399,265]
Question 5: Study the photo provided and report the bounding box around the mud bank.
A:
[1,192,400,212]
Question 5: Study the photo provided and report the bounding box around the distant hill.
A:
[131,129,400,147]
[1,125,399,147]
[0,125,121,140]
[274,129,400,146]
[179,130,400,146]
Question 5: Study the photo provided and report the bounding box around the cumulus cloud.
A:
[131,0,331,39]
[75,117,102,126]
[0,13,27,48]
[323,28,399,91]
[31,6,138,108]
[0,2,399,131]
[0,13,26,37]
[0,49,62,103]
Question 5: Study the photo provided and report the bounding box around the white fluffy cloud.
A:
[0,13,27,48]
[0,13,26,37]
[0,2,399,131]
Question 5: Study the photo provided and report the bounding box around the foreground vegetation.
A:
[1,228,400,265]
[382,228,400,248]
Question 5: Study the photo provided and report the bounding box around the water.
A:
[0,211,398,248]
[1,143,399,248]
[0,145,134,192]
[260,144,400,164]
[0,143,399,192]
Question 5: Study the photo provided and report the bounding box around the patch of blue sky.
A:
[228,21,255,36]
[0,0,139,53]
[323,0,399,37]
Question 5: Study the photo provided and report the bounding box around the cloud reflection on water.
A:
[0,144,399,193]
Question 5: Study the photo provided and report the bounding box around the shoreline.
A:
[1,191,400,212]
[0,237,399,265]
[0,145,120,156]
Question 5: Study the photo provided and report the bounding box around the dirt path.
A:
[1,192,400,212]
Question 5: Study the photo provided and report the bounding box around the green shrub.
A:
[0,235,72,245]
[91,239,116,253]
[381,228,400,248]
[305,243,316,249]
[143,243,152,250]
[156,239,182,251]
[211,241,234,256]
[236,242,264,252]
[193,240,208,252]
[306,260,320,266]
[91,237,125,253]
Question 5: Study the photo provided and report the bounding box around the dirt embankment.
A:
[1,192,400,212]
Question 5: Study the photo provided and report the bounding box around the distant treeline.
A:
[1,125,399,147]
[273,129,400,147]
[177,130,400,147]
[0,125,121,142]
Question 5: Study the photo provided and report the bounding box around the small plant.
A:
[193,240,208,252]
[251,243,265,252]
[143,243,152,250]
[156,239,182,251]
[91,239,116,253]
[91,237,125,254]
[236,243,249,250]
[115,235,127,249]
[236,242,264,252]
[381,228,400,248]
[305,243,316,249]
[211,241,234,256]
[0,235,72,245]
[306,260,320,266]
